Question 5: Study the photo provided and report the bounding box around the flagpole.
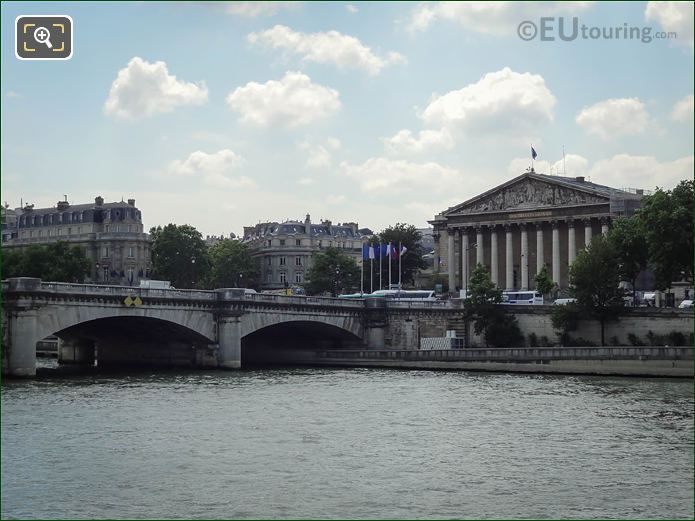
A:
[398,241,402,289]
[360,242,364,295]
[379,242,382,290]
[370,253,373,294]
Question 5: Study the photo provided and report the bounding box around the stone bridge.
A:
[1,278,457,376]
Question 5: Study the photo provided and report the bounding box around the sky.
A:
[2,1,693,237]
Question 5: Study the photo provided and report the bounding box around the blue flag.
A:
[362,243,370,260]
[531,146,538,160]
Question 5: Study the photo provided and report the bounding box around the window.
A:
[266,272,272,283]
[127,268,134,284]
[103,246,109,258]
[105,225,110,232]
[77,226,81,234]
[128,225,132,233]
[115,225,119,233]
[318,240,322,247]
[30,231,34,238]
[279,256,286,266]
[103,267,110,282]
[38,230,43,237]
[295,272,303,283]
[295,239,301,246]
[295,256,302,266]
[279,272,287,284]
[267,257,272,266]
[128,247,134,258]
[267,240,272,247]
[280,239,286,246]
[67,227,71,235]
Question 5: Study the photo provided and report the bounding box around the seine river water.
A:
[2,362,693,519]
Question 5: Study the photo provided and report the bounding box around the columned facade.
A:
[430,171,644,294]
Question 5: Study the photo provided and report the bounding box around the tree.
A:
[373,223,427,288]
[1,242,90,282]
[569,235,624,346]
[607,217,648,298]
[637,180,694,290]
[305,247,360,296]
[534,263,554,297]
[551,303,581,345]
[206,239,259,289]
[150,224,211,289]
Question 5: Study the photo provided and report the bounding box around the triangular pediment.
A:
[443,173,611,216]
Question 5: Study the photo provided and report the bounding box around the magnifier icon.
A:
[33,26,53,49]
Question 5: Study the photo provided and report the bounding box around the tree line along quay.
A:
[1,177,692,375]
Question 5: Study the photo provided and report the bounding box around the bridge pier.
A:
[6,308,39,377]
[218,315,242,369]
[58,338,95,366]
[364,298,388,349]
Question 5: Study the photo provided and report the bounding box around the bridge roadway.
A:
[1,278,457,376]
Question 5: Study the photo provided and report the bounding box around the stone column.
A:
[218,314,242,369]
[505,224,513,290]
[461,229,469,293]
[568,220,576,265]
[476,226,484,267]
[552,221,560,286]
[535,222,544,274]
[601,217,610,235]
[58,338,95,366]
[520,223,529,290]
[447,229,455,292]
[7,308,39,377]
[584,218,592,248]
[490,226,498,286]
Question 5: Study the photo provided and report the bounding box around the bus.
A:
[368,290,437,302]
[501,291,544,305]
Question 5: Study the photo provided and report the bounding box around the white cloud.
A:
[421,67,556,135]
[298,177,314,185]
[575,98,649,139]
[248,25,405,75]
[223,1,302,17]
[382,128,454,155]
[300,138,341,169]
[589,154,693,191]
[346,4,358,14]
[226,71,341,128]
[341,157,461,195]
[104,57,208,120]
[671,94,694,122]
[407,1,595,35]
[645,1,694,50]
[508,153,588,176]
[165,149,255,189]
[327,194,347,205]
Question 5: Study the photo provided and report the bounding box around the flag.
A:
[386,243,398,258]
[531,146,538,160]
[362,243,370,260]
[400,245,408,256]
[368,243,376,260]
[380,244,388,258]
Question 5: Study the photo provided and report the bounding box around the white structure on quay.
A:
[430,170,645,292]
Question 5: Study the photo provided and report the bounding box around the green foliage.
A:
[305,247,360,296]
[533,263,554,296]
[627,333,645,346]
[430,273,449,293]
[569,235,624,345]
[636,180,694,289]
[1,242,90,283]
[374,223,427,287]
[206,239,259,289]
[150,224,211,289]
[550,303,580,337]
[527,332,538,347]
[607,217,648,295]
[463,264,521,347]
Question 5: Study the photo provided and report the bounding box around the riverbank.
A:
[303,346,694,377]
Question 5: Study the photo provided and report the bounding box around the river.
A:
[2,362,693,519]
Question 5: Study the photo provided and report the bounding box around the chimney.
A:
[305,213,311,234]
[575,176,585,183]
[56,200,70,211]
[95,196,104,206]
[127,198,136,207]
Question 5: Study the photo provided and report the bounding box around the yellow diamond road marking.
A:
[124,296,133,306]
[133,297,143,307]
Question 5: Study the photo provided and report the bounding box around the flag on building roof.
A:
[531,146,538,160]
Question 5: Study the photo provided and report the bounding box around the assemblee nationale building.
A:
[430,169,645,293]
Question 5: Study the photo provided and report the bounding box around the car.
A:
[553,298,577,306]
[678,300,693,309]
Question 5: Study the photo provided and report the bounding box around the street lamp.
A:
[191,257,196,288]
[334,266,341,296]
[95,262,100,283]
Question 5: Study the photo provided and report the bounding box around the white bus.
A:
[501,291,544,305]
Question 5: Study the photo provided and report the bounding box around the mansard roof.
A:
[435,171,640,219]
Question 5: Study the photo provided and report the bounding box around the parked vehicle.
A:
[553,298,578,306]
[501,291,544,305]
[139,279,172,289]
[678,299,693,309]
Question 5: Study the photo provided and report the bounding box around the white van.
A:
[139,280,172,290]
[553,298,577,306]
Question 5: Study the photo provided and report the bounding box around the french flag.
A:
[400,245,408,256]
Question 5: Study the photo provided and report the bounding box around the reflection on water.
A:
[2,363,693,519]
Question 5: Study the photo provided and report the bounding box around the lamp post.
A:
[334,266,341,296]
[95,262,100,283]
[238,272,244,288]
[191,257,196,288]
